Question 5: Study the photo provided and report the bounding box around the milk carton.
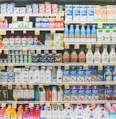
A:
[91,85,98,101]
[63,86,70,101]
[71,86,78,101]
[63,69,70,82]
[65,5,73,22]
[77,86,85,101]
[112,26,116,42]
[70,67,77,82]
[73,5,80,21]
[104,26,112,42]
[3,36,9,46]
[80,5,87,21]
[87,5,94,21]
[85,86,91,101]
[97,28,105,42]
[94,5,101,21]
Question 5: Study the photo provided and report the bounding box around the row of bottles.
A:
[63,45,116,63]
[64,25,96,38]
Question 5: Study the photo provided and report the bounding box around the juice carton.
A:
[85,86,92,101]
[97,27,105,42]
[97,68,103,81]
[73,5,80,21]
[63,68,70,82]
[91,85,98,101]
[80,5,87,21]
[112,26,116,42]
[15,36,21,46]
[70,86,78,101]
[65,5,73,22]
[77,67,85,82]
[77,86,85,101]
[63,86,70,101]
[94,5,101,21]
[87,5,94,21]
[104,26,112,42]
[9,36,15,46]
[70,67,77,82]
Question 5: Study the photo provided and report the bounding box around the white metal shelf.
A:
[0,100,114,104]
[1,81,116,85]
[1,63,115,66]
[0,13,64,17]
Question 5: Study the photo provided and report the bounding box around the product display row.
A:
[1,66,116,83]
[0,2,63,14]
[65,5,116,22]
[0,104,113,119]
[0,85,116,101]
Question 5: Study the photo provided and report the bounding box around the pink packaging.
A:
[0,21,4,28]
[52,4,58,14]
[39,4,45,14]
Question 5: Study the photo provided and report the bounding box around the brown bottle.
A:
[63,50,70,62]
[71,50,78,62]
[79,48,86,62]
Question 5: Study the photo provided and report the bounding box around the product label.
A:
[105,87,113,100]
[104,71,112,81]
[77,70,85,82]
[85,87,91,101]
[92,87,98,101]
[64,89,70,101]
[70,69,77,82]
[78,87,85,101]
[63,69,70,82]
[71,88,78,101]
[85,70,92,82]
[73,5,80,21]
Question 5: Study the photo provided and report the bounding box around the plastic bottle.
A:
[46,87,52,101]
[34,86,40,101]
[81,25,86,38]
[58,86,63,101]
[71,50,78,62]
[75,107,84,119]
[34,106,40,119]
[17,106,23,119]
[86,25,91,38]
[78,48,86,62]
[93,47,101,63]
[46,67,52,83]
[86,47,93,63]
[11,108,17,119]
[69,25,74,38]
[4,105,11,119]
[75,25,80,38]
[91,25,96,38]
[52,106,58,119]
[29,108,34,119]
[51,67,57,82]
[34,68,40,83]
[109,45,116,63]
[28,85,34,101]
[64,25,69,38]
[57,66,63,83]
[40,67,46,83]
[46,105,52,119]
[40,86,45,101]
[52,86,57,101]
[23,108,29,119]
[29,68,34,82]
[86,108,95,119]
[98,108,108,119]
[40,105,46,119]
[63,50,70,63]
[58,105,64,119]
[102,45,109,63]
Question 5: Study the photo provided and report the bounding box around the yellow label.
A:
[12,16,17,22]
[8,84,12,90]
[52,50,56,54]
[16,84,20,89]
[86,44,92,49]
[74,43,80,49]
[98,64,103,70]
[60,34,64,40]
[29,103,34,108]
[36,49,41,54]
[98,23,103,29]
[12,102,17,109]
[1,30,6,35]
[4,49,9,54]
[2,82,7,86]
[24,63,30,68]
[96,43,101,47]
[29,84,33,89]
[64,64,70,70]
[65,43,69,49]
[0,49,2,54]
[22,84,27,88]
[81,22,86,25]
[57,103,61,106]
[86,82,91,86]
[91,102,96,109]
[0,64,5,70]
[46,102,50,106]
[51,30,56,35]
[52,102,57,105]
[83,64,88,70]
[8,63,13,70]
[22,48,27,55]
[38,84,44,88]
[58,83,62,86]
[65,103,69,107]
[0,30,2,35]
[23,16,29,22]
[64,84,70,88]
[0,16,5,21]
[35,30,40,36]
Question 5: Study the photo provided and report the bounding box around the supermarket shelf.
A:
[0,100,115,104]
[0,28,64,31]
[0,46,64,50]
[0,13,64,17]
[1,63,115,66]
[65,21,116,24]
[1,81,116,85]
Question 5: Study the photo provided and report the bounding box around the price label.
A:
[91,102,96,109]
[22,48,27,55]
[98,64,103,70]
[64,64,69,70]
[74,43,80,49]
[36,49,41,54]
[8,63,13,70]
[0,16,5,20]
[35,30,40,35]
[83,64,88,70]
[58,83,62,86]
[24,63,30,68]
[98,23,103,28]
[51,30,56,35]
[22,84,27,88]
[1,30,6,35]
[86,82,91,86]
[12,16,17,22]
[0,30,1,35]
[65,103,69,107]
[8,84,12,90]
[57,103,61,106]
[16,84,20,89]
[29,103,34,108]
[39,84,44,88]
[29,84,34,89]
[65,43,69,49]
[65,21,70,25]
[2,82,7,86]
[86,44,92,49]
[0,49,2,54]
[23,30,26,34]
[23,16,29,22]
[44,83,50,86]
[11,30,14,34]
[56,16,60,20]
[46,102,50,106]
[96,43,101,47]
[52,50,56,54]
[64,84,70,88]
[4,49,9,54]
[81,22,86,25]
[1,103,6,107]
[0,64,5,70]
[12,102,17,109]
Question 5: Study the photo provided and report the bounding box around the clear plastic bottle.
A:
[109,45,116,63]
[102,45,109,63]
[46,67,52,83]
[75,25,80,38]
[34,67,40,83]
[58,86,63,101]
[57,66,63,83]
[69,25,74,38]
[86,47,93,63]
[40,67,46,83]
[93,47,101,63]
[86,25,91,38]
[29,68,34,82]
[64,25,69,38]
[81,25,86,38]
[52,86,57,101]
[91,25,96,38]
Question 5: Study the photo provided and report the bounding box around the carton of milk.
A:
[80,5,87,21]
[70,67,77,82]
[97,28,105,42]
[85,86,92,101]
[63,87,70,101]
[71,86,78,101]
[73,5,80,21]
[63,69,70,82]
[104,26,112,42]
[91,85,98,101]
[65,5,73,22]
[87,5,94,21]
[94,5,101,21]
[77,86,85,101]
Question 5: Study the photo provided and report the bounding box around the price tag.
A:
[44,50,49,54]
[39,84,44,88]
[1,30,6,35]
[51,29,56,35]
[8,63,13,70]
[65,103,69,107]
[0,16,5,21]
[29,84,33,89]
[64,84,70,88]
[29,103,34,108]
[24,63,30,68]
[81,22,86,25]
[8,84,12,90]
[0,49,2,54]
[12,16,17,22]
[16,84,20,89]
[2,82,7,86]
[4,49,9,54]
[23,30,26,34]
[22,84,27,88]
[1,103,6,107]
[46,102,50,106]
[56,16,60,20]
[35,30,40,35]
[86,82,91,86]
[52,50,56,54]
[64,64,69,70]
[23,16,29,22]
[98,23,103,29]
[44,83,50,86]
[65,43,69,49]
[91,102,96,109]
[12,102,17,109]
[96,43,101,47]
[58,83,62,86]
[83,64,88,70]
[98,64,103,70]
[22,48,27,55]
[65,21,70,25]
[11,30,14,34]
[74,43,80,49]
[0,64,5,70]
[36,49,41,54]
[86,44,92,49]
[57,103,61,106]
